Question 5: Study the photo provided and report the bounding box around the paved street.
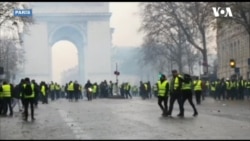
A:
[0,97,250,139]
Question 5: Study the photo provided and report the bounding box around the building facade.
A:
[217,22,250,79]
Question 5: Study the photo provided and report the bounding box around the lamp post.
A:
[114,62,120,96]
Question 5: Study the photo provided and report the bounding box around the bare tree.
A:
[138,2,200,74]
[183,43,200,75]
[164,2,213,75]
[0,2,34,81]
[138,37,169,73]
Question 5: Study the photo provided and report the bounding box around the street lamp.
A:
[230,59,236,68]
[114,62,120,95]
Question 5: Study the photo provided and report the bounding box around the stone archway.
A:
[18,2,113,84]
[49,24,86,84]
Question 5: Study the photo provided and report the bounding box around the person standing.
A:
[92,83,98,99]
[156,74,169,116]
[31,80,39,108]
[147,81,152,99]
[167,70,183,117]
[12,84,23,112]
[225,78,232,100]
[49,82,56,101]
[73,81,80,102]
[210,81,216,98]
[21,77,36,121]
[193,77,203,104]
[40,81,48,104]
[125,82,132,99]
[84,80,93,101]
[245,79,250,100]
[67,81,74,102]
[109,81,113,97]
[139,81,146,100]
[0,80,14,116]
[180,74,198,117]
[238,77,245,100]
[0,82,3,115]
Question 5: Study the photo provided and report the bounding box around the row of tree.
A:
[0,2,34,81]
[138,2,250,76]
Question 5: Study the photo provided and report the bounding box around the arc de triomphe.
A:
[18,2,113,84]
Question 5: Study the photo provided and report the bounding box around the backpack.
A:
[24,84,33,96]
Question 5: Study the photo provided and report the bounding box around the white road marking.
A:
[58,109,92,139]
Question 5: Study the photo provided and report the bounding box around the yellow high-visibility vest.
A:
[2,84,11,97]
[182,82,192,90]
[67,83,74,91]
[41,85,46,96]
[194,80,202,91]
[24,84,35,99]
[157,80,168,96]
[92,85,97,93]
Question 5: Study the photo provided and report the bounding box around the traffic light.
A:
[230,59,236,68]
[114,71,120,76]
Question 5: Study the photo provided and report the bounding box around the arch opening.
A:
[51,40,78,84]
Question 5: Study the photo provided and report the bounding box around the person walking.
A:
[21,78,36,121]
[156,74,169,116]
[179,74,198,117]
[167,70,183,117]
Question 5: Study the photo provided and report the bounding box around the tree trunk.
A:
[202,49,208,75]
[201,28,208,75]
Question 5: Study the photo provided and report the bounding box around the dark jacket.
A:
[84,82,93,90]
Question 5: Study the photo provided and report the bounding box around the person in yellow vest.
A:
[205,81,210,97]
[193,76,203,105]
[144,82,148,99]
[125,82,132,99]
[0,80,14,116]
[230,78,237,100]
[40,81,48,104]
[225,78,231,100]
[21,77,36,121]
[180,74,198,117]
[31,79,39,108]
[92,83,97,99]
[49,82,56,101]
[132,85,138,97]
[210,81,216,98]
[0,81,3,115]
[55,83,61,100]
[167,70,183,117]
[67,81,74,102]
[157,74,169,116]
[79,84,83,99]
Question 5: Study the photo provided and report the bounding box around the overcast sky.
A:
[109,2,143,47]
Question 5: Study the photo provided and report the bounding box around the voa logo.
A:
[212,7,233,17]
